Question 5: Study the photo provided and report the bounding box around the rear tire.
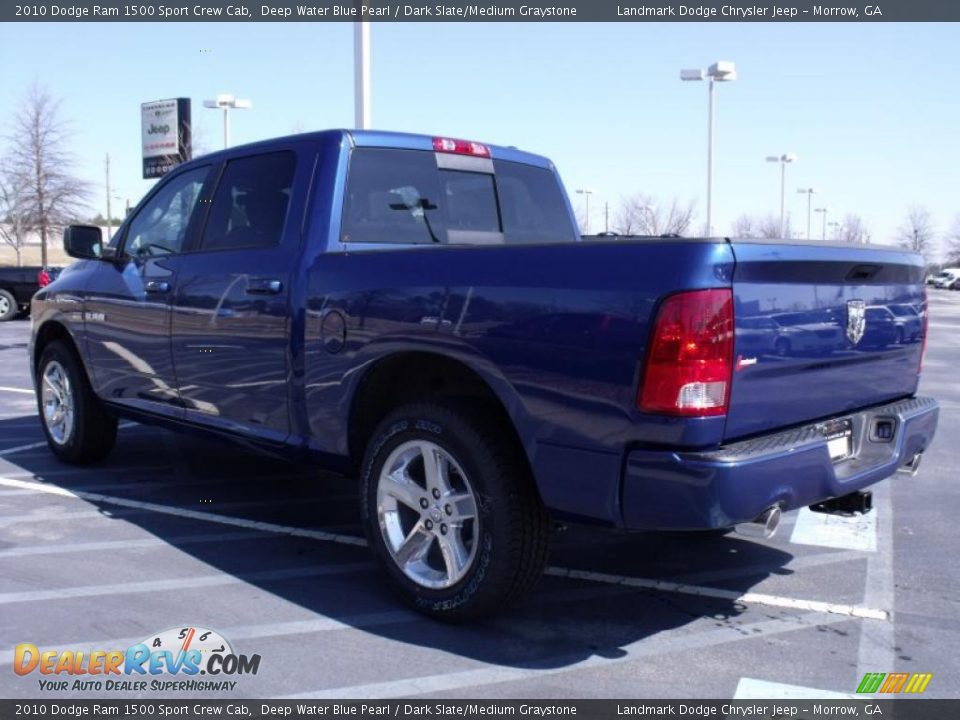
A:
[360,402,550,621]
[0,290,17,322]
[37,340,117,464]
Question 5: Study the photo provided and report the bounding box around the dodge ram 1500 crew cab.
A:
[30,129,939,619]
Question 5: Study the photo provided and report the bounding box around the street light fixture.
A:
[828,220,842,241]
[576,189,594,234]
[680,60,737,236]
[203,93,252,149]
[796,187,817,242]
[813,207,829,241]
[765,153,798,238]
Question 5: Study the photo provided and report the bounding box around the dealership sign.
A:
[141,98,191,179]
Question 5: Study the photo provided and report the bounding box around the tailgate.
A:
[726,241,926,441]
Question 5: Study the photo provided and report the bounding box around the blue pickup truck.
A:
[30,130,939,619]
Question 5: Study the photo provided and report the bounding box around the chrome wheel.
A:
[0,295,10,317]
[41,360,75,445]
[376,440,479,590]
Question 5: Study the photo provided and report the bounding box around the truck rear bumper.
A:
[621,395,939,531]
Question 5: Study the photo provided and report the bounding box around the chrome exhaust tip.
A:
[898,453,923,477]
[734,506,782,539]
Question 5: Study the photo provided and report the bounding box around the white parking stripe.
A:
[0,562,370,605]
[0,583,672,668]
[0,440,50,457]
[278,611,851,699]
[0,530,263,557]
[0,476,367,546]
[545,567,888,620]
[856,482,896,689]
[0,386,33,394]
[790,506,877,552]
[0,475,890,621]
[734,677,856,699]
[667,549,865,585]
[0,422,137,457]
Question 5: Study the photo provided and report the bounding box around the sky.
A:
[0,21,956,252]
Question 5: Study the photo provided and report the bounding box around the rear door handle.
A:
[246,278,283,295]
[145,280,171,294]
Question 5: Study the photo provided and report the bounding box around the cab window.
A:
[124,167,210,257]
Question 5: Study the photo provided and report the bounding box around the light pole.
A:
[814,207,829,241]
[680,60,737,236]
[354,21,371,128]
[828,221,842,241]
[576,188,594,234]
[765,153,798,238]
[796,187,817,242]
[203,94,252,149]
[105,153,112,241]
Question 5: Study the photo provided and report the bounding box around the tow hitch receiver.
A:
[810,490,873,516]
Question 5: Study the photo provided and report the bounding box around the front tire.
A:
[37,340,117,464]
[0,290,17,322]
[360,402,550,620]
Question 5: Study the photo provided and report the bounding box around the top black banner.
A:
[4,0,960,22]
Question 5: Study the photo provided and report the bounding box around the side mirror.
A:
[63,225,103,260]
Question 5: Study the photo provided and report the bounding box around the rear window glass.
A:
[341,148,575,245]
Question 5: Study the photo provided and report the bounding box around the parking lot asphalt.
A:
[1,293,958,700]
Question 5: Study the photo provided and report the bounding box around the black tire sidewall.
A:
[360,404,515,619]
[0,290,16,322]
[37,342,97,463]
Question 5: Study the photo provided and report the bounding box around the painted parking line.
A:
[0,440,50,457]
[278,611,852,699]
[0,530,264,558]
[733,677,856,700]
[545,567,888,620]
[0,386,33,394]
[0,476,367,546]
[0,422,138,457]
[790,506,877,552]
[0,582,698,668]
[0,476,891,623]
[0,561,370,605]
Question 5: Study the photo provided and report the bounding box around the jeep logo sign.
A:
[141,98,191,179]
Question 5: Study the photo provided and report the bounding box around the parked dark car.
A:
[0,266,61,321]
[30,129,939,619]
[887,303,923,343]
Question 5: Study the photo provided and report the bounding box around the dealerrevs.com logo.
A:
[14,626,261,693]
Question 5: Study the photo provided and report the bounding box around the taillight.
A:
[919,288,928,374]
[432,136,491,158]
[37,269,51,288]
[639,288,734,417]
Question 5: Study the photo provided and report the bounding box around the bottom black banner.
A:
[0,700,956,720]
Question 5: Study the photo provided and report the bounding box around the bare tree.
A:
[731,214,792,240]
[943,215,960,266]
[839,214,871,244]
[731,215,758,238]
[895,206,935,260]
[4,83,91,267]
[0,174,31,266]
[613,194,696,236]
[756,215,785,239]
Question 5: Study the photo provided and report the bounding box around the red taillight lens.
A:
[37,270,51,288]
[639,288,734,417]
[432,136,491,158]
[919,288,928,374]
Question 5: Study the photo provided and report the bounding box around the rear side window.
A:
[493,160,578,244]
[341,148,575,246]
[200,151,296,251]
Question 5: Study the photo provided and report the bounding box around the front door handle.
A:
[246,278,283,295]
[145,280,171,294]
